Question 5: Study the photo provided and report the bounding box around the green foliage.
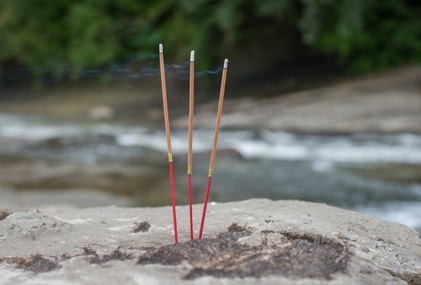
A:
[0,0,420,80]
[299,0,421,73]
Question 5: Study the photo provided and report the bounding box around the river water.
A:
[0,113,420,232]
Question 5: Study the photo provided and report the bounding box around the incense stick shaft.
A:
[198,59,228,240]
[187,50,195,240]
[208,61,228,172]
[159,44,178,244]
[188,51,195,168]
[169,162,178,243]
[159,46,172,156]
[198,177,212,239]
[188,174,194,240]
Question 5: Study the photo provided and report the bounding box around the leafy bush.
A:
[299,0,421,73]
[0,0,420,81]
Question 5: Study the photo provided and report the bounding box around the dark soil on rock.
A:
[133,221,151,233]
[0,210,9,221]
[138,223,350,280]
[0,254,62,273]
[83,247,133,265]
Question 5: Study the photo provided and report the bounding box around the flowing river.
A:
[0,113,420,232]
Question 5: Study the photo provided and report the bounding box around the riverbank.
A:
[175,65,421,133]
[1,199,420,284]
[1,65,421,134]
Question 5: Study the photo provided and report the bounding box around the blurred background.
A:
[0,0,420,232]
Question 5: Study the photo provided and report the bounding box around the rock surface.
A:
[0,199,420,284]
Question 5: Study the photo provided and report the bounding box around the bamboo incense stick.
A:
[159,43,178,244]
[188,50,195,240]
[198,58,228,240]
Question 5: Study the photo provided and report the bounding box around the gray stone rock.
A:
[0,199,420,284]
[174,65,421,134]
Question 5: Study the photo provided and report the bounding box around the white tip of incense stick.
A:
[159,43,163,54]
[190,50,195,62]
[223,58,229,69]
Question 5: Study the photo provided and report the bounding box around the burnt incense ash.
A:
[158,43,229,242]
[138,223,350,280]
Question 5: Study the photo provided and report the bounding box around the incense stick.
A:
[188,50,195,240]
[198,58,228,240]
[159,43,178,244]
